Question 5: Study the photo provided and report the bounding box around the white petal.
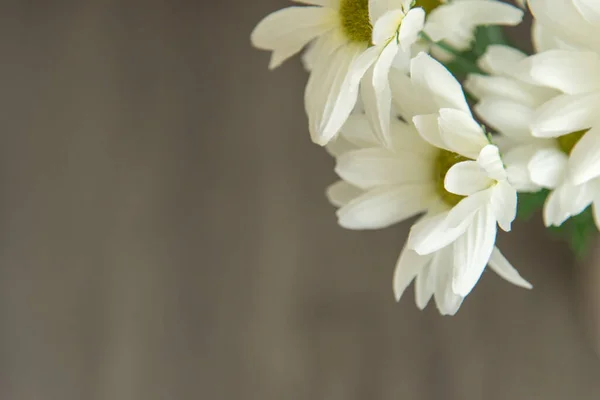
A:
[335,147,431,189]
[339,114,379,147]
[488,247,532,289]
[390,67,434,117]
[421,20,447,44]
[452,205,497,297]
[593,199,600,231]
[444,161,493,196]
[559,181,594,217]
[474,98,534,140]
[477,45,527,76]
[490,181,517,232]
[337,184,433,229]
[503,145,544,192]
[427,0,523,31]
[309,45,378,145]
[389,119,435,156]
[431,248,464,315]
[415,262,435,310]
[412,113,449,150]
[390,43,412,72]
[306,45,361,143]
[543,188,570,227]
[528,0,600,52]
[438,108,488,159]
[518,50,600,95]
[302,29,346,70]
[527,147,568,189]
[326,181,363,207]
[325,136,356,157]
[398,8,425,52]
[477,145,507,181]
[251,7,336,69]
[393,247,432,301]
[369,42,399,147]
[410,53,470,113]
[319,47,380,144]
[531,92,600,138]
[408,210,473,256]
[569,128,600,185]
[573,0,600,25]
[369,0,396,26]
[464,74,554,109]
[444,188,493,229]
[531,20,573,53]
[372,9,405,45]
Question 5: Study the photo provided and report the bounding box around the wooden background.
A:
[0,1,598,399]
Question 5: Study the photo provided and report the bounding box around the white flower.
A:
[252,0,380,145]
[467,43,600,230]
[252,0,523,148]
[513,3,600,228]
[400,54,531,298]
[394,244,525,315]
[364,0,524,146]
[327,53,531,315]
[464,45,558,193]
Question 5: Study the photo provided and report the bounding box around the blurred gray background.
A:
[0,1,598,399]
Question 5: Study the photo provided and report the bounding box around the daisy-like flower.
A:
[251,0,523,147]
[464,28,600,228]
[516,0,600,228]
[465,40,600,230]
[464,45,559,193]
[515,52,600,227]
[326,53,531,315]
[251,0,377,145]
[362,0,524,146]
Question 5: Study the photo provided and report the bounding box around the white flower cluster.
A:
[468,0,600,232]
[250,0,600,315]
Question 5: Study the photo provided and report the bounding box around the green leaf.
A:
[567,207,597,257]
[517,190,548,221]
[439,26,512,79]
[473,26,511,56]
[547,207,597,258]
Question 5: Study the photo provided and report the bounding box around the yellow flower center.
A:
[557,129,588,155]
[338,0,444,43]
[435,149,470,207]
[415,0,444,15]
[339,0,372,43]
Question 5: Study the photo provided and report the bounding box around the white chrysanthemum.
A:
[465,45,558,193]
[363,0,524,145]
[327,53,531,315]
[252,0,523,147]
[467,43,600,230]
[515,0,600,228]
[507,50,600,228]
[252,0,378,145]
[406,55,528,298]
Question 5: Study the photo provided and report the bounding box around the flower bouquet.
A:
[251,0,600,315]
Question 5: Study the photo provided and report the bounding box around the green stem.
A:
[420,32,486,76]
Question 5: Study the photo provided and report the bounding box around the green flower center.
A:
[338,0,444,44]
[435,149,470,207]
[415,0,444,15]
[557,129,588,155]
[339,0,372,43]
